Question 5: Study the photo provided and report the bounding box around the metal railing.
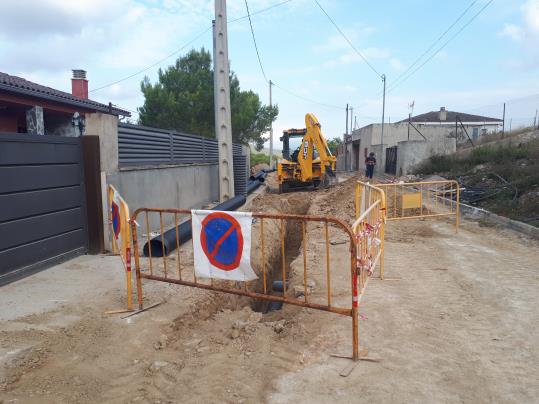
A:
[118,123,244,167]
[131,208,366,361]
[375,180,460,231]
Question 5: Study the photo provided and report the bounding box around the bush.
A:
[250,152,279,166]
[416,139,539,176]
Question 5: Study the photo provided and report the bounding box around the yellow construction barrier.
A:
[375,180,460,231]
[354,181,386,280]
[108,185,133,311]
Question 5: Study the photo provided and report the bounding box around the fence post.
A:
[351,239,359,361]
[169,132,174,164]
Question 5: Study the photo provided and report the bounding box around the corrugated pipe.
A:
[142,169,268,257]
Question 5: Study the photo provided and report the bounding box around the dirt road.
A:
[1,176,538,403]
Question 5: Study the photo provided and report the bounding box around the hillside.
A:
[415,129,539,227]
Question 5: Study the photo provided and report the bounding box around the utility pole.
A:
[269,79,273,169]
[345,104,349,135]
[407,113,411,140]
[381,74,386,157]
[354,116,357,131]
[502,102,506,137]
[213,0,234,202]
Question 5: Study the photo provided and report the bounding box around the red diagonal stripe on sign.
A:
[209,224,237,260]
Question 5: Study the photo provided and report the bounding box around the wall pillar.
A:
[84,113,119,251]
[26,106,44,135]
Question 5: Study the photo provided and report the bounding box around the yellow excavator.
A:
[277,113,337,193]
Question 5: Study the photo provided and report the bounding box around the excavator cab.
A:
[277,113,337,193]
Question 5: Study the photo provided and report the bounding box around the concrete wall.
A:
[339,122,458,174]
[107,163,219,231]
[396,140,429,176]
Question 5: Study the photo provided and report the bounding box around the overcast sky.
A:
[1,0,538,145]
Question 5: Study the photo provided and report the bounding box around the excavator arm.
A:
[297,113,336,182]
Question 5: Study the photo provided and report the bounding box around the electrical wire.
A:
[244,0,268,82]
[229,0,293,23]
[89,0,293,93]
[89,27,211,93]
[313,0,382,78]
[387,0,494,93]
[272,82,344,110]
[387,0,479,92]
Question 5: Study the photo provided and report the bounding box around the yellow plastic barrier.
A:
[108,185,133,311]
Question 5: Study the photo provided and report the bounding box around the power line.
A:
[229,0,293,23]
[244,0,268,82]
[272,82,344,110]
[387,0,479,92]
[313,0,382,78]
[90,0,293,93]
[387,0,494,94]
[89,27,211,93]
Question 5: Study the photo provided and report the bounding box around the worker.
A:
[365,152,376,179]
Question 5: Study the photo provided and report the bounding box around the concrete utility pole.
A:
[381,74,386,150]
[213,0,234,202]
[345,104,349,135]
[269,79,273,169]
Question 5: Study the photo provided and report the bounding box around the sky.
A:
[1,0,538,147]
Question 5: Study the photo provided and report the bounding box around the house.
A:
[338,107,503,176]
[0,70,130,285]
[0,70,130,136]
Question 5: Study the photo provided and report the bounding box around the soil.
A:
[1,175,538,403]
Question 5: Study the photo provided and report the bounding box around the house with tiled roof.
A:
[0,70,130,136]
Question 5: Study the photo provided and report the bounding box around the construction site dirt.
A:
[1,174,538,403]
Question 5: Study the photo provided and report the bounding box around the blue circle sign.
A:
[200,212,244,271]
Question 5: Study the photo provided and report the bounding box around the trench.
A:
[251,194,312,313]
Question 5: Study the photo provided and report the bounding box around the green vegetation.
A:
[138,48,278,150]
[327,137,343,154]
[250,152,278,167]
[416,139,539,225]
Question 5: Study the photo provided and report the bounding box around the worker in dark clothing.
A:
[365,152,376,179]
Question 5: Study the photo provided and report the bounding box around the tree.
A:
[138,48,278,150]
[327,137,343,154]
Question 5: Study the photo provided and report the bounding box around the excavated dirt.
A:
[1,174,539,403]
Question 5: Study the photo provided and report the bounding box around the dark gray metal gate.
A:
[0,133,88,285]
[385,146,398,175]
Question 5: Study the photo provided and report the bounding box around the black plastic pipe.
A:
[249,171,267,182]
[246,179,263,194]
[143,195,247,257]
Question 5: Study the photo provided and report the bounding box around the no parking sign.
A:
[192,210,258,281]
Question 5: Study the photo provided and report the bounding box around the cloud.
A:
[522,0,539,33]
[498,23,524,41]
[389,58,404,71]
[313,25,376,53]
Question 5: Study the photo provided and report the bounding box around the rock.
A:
[148,361,169,373]
[273,322,285,334]
[230,329,240,339]
[293,285,311,298]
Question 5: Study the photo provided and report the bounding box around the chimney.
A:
[71,69,88,99]
[439,106,447,121]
